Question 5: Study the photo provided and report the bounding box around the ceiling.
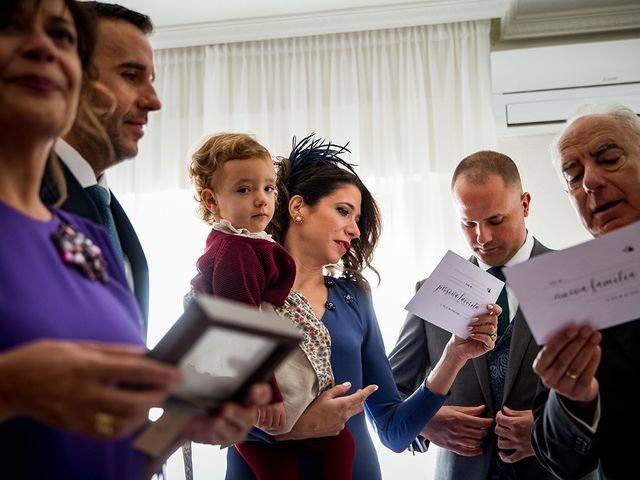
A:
[109,0,640,49]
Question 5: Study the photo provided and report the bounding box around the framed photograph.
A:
[148,293,302,415]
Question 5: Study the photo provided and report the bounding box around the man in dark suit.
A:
[40,4,277,469]
[531,104,640,480]
[390,151,570,480]
[41,3,161,331]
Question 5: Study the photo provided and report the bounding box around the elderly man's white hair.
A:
[549,103,640,181]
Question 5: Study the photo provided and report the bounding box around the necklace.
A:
[51,222,110,283]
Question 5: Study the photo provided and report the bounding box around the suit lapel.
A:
[502,238,551,401]
[472,356,494,409]
[41,160,102,224]
[469,239,552,409]
[467,255,496,408]
[502,309,533,399]
[110,193,149,329]
[110,193,137,257]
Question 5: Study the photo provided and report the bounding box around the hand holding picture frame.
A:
[134,293,302,455]
[151,293,301,412]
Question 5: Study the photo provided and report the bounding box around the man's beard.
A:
[104,117,137,164]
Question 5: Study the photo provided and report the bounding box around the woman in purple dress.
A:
[0,2,266,478]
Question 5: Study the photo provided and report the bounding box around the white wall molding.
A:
[149,0,508,50]
[501,2,640,40]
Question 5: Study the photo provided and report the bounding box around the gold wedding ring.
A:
[565,370,578,380]
[489,333,497,340]
[95,412,115,436]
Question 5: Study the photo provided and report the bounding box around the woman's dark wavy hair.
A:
[269,134,382,291]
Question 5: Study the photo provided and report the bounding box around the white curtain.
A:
[109,20,495,479]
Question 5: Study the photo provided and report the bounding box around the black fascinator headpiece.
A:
[270,133,382,289]
[284,134,357,189]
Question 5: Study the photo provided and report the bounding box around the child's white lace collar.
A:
[212,219,274,242]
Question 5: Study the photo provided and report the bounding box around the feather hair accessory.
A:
[285,133,358,183]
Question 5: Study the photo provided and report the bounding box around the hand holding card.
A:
[405,250,504,338]
[504,221,640,344]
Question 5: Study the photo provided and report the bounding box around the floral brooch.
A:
[51,222,109,283]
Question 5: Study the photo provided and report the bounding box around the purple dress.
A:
[0,200,146,480]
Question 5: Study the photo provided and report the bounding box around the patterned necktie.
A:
[487,266,509,337]
[486,265,513,480]
[85,185,125,266]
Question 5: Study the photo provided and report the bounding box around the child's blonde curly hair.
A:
[189,133,272,224]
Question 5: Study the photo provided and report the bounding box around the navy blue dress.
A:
[226,276,448,479]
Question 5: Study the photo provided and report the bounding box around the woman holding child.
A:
[190,134,501,479]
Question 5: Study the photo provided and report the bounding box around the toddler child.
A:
[189,133,354,480]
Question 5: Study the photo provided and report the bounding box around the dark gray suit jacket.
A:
[532,318,640,479]
[41,161,149,332]
[389,239,585,480]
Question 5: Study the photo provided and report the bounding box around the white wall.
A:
[496,133,592,250]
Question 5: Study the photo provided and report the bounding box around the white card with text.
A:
[405,250,504,338]
[504,221,640,345]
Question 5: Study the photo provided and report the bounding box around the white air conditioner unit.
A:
[491,39,640,136]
